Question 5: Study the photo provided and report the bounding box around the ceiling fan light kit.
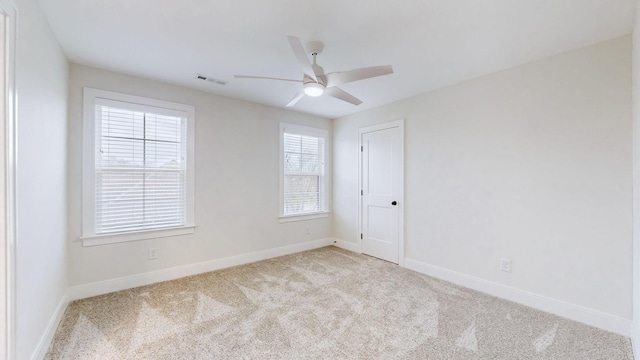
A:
[303,82,324,97]
[234,36,393,107]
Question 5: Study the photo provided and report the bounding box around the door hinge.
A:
[360,233,363,239]
[361,146,363,152]
[361,190,363,196]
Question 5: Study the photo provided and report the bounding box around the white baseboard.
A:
[67,238,333,301]
[404,258,632,337]
[331,238,361,253]
[31,291,69,360]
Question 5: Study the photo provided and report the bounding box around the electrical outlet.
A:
[500,258,511,273]
[305,226,311,235]
[149,248,158,260]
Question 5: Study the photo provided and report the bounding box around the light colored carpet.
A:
[45,247,632,359]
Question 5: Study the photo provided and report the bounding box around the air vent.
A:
[196,73,227,86]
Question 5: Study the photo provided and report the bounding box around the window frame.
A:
[82,88,195,246]
[279,123,330,223]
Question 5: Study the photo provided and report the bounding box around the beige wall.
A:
[67,64,332,286]
[334,36,632,318]
[15,0,69,357]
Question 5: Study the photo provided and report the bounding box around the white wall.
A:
[14,0,69,358]
[67,64,332,286]
[334,36,632,319]
[632,0,640,351]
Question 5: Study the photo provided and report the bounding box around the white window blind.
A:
[283,131,325,216]
[95,103,187,234]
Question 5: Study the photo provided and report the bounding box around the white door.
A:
[360,121,403,264]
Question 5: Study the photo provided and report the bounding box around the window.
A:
[279,123,329,222]
[82,88,195,246]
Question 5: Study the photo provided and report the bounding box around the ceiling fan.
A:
[234,36,393,107]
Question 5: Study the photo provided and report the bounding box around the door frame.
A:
[358,119,404,266]
[0,1,16,358]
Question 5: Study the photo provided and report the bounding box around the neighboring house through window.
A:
[82,88,195,246]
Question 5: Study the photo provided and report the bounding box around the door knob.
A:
[391,201,397,206]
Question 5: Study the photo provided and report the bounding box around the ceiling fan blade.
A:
[234,75,302,83]
[287,36,318,83]
[286,91,305,107]
[324,65,393,88]
[325,87,363,106]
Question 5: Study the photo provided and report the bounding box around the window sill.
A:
[278,212,330,223]
[81,225,196,247]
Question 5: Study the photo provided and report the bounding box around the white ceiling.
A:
[38,0,635,119]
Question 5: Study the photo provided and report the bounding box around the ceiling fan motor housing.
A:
[303,68,326,87]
